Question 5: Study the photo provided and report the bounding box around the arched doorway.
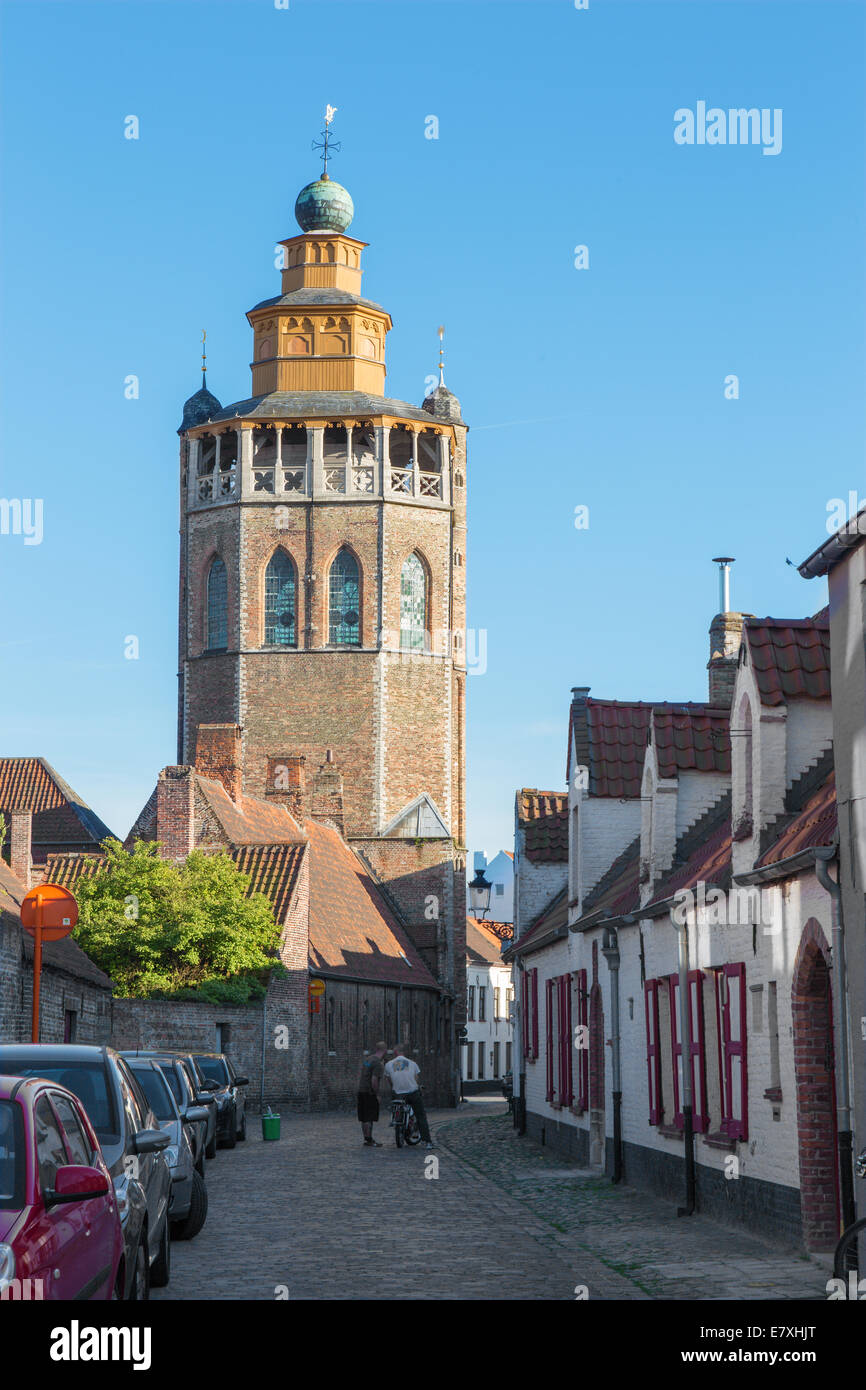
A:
[792,919,840,1251]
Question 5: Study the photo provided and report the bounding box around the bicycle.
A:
[389,1096,421,1148]
[832,1147,866,1278]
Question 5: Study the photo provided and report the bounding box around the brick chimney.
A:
[266,754,308,819]
[10,809,32,889]
[194,723,243,802]
[707,559,752,709]
[156,766,195,860]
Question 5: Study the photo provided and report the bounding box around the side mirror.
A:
[46,1165,109,1206]
[133,1128,170,1155]
[195,1092,216,1106]
[184,1106,209,1124]
[233,1076,249,1087]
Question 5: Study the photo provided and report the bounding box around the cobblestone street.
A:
[153,1100,831,1300]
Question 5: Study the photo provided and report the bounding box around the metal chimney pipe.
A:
[712,557,735,614]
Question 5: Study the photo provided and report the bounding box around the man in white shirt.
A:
[384,1044,433,1148]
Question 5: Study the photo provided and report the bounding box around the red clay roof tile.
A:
[745,616,831,707]
[517,790,568,862]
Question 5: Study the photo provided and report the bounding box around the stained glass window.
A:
[400,553,426,651]
[207,558,228,650]
[328,548,360,645]
[265,550,296,646]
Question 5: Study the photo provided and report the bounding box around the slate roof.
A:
[304,821,437,988]
[0,860,112,989]
[0,758,115,859]
[204,391,440,428]
[250,289,386,312]
[517,790,569,862]
[744,614,831,706]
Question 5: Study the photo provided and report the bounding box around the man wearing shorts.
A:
[357,1041,387,1146]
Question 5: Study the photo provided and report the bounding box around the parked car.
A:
[123,1057,209,1241]
[192,1054,250,1146]
[0,1075,124,1301]
[0,1045,171,1300]
[121,1051,217,1161]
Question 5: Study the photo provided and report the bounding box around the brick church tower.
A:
[176,126,468,1015]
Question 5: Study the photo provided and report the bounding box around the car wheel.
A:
[150,1214,171,1288]
[127,1232,150,1301]
[172,1169,208,1241]
[222,1105,237,1149]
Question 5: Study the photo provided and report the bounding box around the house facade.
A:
[507,601,850,1252]
[463,917,513,1092]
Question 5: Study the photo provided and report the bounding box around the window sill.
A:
[658,1124,684,1141]
[704,1131,736,1150]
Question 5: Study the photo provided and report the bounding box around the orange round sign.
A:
[20,884,79,941]
[309,978,325,997]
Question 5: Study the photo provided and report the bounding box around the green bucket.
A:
[261,1109,281,1141]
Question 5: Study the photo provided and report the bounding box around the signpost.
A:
[309,977,325,1015]
[20,884,79,1043]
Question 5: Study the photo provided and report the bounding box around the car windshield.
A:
[0,1101,25,1210]
[0,1058,119,1145]
[195,1058,228,1085]
[129,1067,175,1122]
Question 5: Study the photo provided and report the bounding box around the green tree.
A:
[73,839,281,999]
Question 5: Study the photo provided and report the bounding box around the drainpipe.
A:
[600,925,623,1182]
[815,848,856,1233]
[670,908,696,1216]
[260,990,267,1114]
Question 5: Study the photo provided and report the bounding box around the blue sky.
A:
[1,0,863,859]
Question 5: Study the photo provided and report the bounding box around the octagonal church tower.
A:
[176,146,468,1000]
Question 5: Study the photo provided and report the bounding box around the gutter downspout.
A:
[815,848,856,1234]
[670,908,696,1216]
[601,925,623,1182]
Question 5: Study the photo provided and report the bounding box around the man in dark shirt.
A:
[357,1041,387,1146]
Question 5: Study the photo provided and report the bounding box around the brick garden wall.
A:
[111,997,266,1101]
[0,918,112,1046]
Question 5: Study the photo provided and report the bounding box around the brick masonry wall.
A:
[0,919,112,1046]
[111,997,264,1098]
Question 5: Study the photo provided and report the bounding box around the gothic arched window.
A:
[264,550,297,647]
[400,553,427,651]
[328,548,361,646]
[206,557,228,650]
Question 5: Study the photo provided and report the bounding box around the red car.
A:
[0,1076,123,1301]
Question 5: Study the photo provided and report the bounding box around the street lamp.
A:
[468,867,492,919]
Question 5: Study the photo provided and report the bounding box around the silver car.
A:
[123,1057,209,1241]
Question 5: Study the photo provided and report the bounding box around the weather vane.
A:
[201,329,207,384]
[438,325,445,388]
[312,105,340,178]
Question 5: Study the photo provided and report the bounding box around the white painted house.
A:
[463,917,514,1092]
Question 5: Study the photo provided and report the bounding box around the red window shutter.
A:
[668,976,683,1129]
[545,978,556,1103]
[531,969,539,1059]
[712,968,726,1115]
[575,969,588,1111]
[557,976,573,1106]
[722,963,748,1140]
[644,979,662,1125]
[523,970,532,1058]
[688,969,710,1133]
